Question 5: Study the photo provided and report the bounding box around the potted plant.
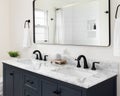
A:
[8,51,20,58]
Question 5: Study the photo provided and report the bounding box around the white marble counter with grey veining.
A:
[2,58,118,89]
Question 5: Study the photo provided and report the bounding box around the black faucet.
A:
[75,55,89,69]
[33,50,43,60]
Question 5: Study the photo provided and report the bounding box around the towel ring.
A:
[115,4,120,19]
[24,20,30,28]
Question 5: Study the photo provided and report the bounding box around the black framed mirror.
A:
[33,0,110,46]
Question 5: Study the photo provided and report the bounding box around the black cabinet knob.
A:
[53,91,61,96]
[30,81,34,84]
[53,91,57,94]
[10,73,14,76]
[26,80,30,82]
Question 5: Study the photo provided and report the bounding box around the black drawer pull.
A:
[26,80,30,82]
[10,73,14,76]
[26,94,30,96]
[53,91,61,96]
[30,81,34,84]
[53,91,57,94]
[26,80,34,84]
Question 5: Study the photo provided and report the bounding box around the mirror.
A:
[33,0,110,46]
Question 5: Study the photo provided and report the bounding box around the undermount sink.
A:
[17,59,33,64]
[17,59,55,70]
[17,59,43,65]
[17,59,43,69]
[52,67,97,82]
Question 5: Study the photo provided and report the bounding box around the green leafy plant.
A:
[8,51,20,57]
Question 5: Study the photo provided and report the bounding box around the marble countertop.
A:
[2,59,118,89]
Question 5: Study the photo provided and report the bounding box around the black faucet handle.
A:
[91,62,100,70]
[75,58,81,68]
[44,55,48,61]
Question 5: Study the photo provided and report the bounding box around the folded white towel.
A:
[22,27,31,48]
[113,18,120,56]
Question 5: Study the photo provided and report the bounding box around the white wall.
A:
[0,0,10,76]
[9,0,120,96]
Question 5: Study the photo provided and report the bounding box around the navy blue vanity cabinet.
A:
[3,63,22,96]
[3,63,117,96]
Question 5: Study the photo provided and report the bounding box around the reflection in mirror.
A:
[35,9,48,42]
[33,0,110,46]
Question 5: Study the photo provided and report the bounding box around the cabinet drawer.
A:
[23,74,39,90]
[60,86,82,96]
[41,80,58,96]
[24,88,39,96]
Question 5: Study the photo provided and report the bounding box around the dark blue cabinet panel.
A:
[23,73,39,91]
[3,64,22,96]
[59,85,82,96]
[87,76,117,96]
[41,80,58,96]
[24,87,39,96]
[14,69,22,96]
[3,65,14,96]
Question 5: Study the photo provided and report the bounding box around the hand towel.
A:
[113,17,120,56]
[23,27,31,48]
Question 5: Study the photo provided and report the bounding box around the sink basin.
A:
[17,59,44,65]
[17,59,33,64]
[17,59,42,69]
[52,67,97,82]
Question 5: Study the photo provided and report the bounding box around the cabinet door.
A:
[59,85,82,96]
[41,80,58,96]
[3,64,22,96]
[3,65,14,96]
